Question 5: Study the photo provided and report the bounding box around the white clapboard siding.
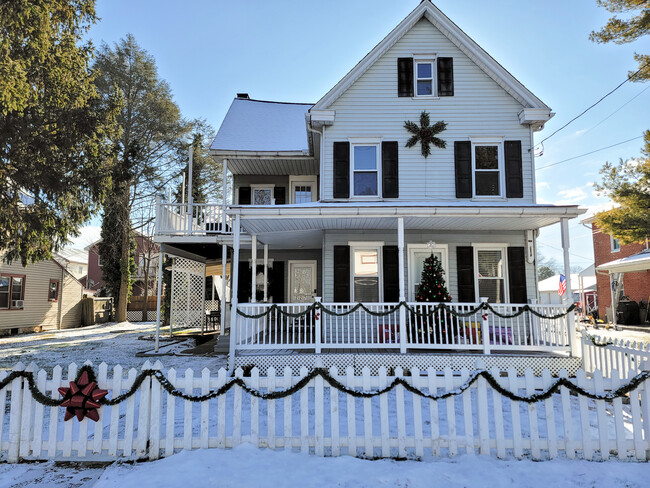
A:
[1,362,649,463]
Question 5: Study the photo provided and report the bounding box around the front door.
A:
[289,261,317,303]
[408,245,448,302]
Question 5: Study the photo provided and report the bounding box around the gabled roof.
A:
[210,98,313,154]
[311,0,550,111]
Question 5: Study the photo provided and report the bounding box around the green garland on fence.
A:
[236,301,577,321]
[588,335,615,347]
[2,362,649,408]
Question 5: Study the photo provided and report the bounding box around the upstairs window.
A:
[48,280,59,301]
[472,142,504,197]
[415,60,434,96]
[610,236,621,253]
[251,185,275,205]
[352,144,379,197]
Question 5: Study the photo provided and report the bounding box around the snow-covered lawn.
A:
[584,324,650,346]
[1,444,648,488]
[0,321,226,373]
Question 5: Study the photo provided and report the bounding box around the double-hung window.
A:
[351,143,380,197]
[472,140,504,197]
[475,247,507,303]
[0,275,25,309]
[610,236,621,253]
[351,244,382,302]
[415,59,435,96]
[48,280,59,301]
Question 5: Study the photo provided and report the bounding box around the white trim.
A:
[250,183,276,189]
[310,1,550,113]
[470,140,505,199]
[350,244,383,302]
[350,142,381,199]
[289,175,318,204]
[288,260,318,303]
[413,56,436,97]
[473,244,509,304]
[348,137,382,144]
[347,241,385,247]
[407,243,449,302]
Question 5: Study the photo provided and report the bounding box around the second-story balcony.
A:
[155,201,232,238]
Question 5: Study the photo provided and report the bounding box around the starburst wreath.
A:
[404,111,447,158]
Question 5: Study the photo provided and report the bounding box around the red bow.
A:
[58,370,108,422]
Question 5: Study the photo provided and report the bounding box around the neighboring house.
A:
[0,254,84,332]
[154,1,586,369]
[583,217,650,322]
[54,248,88,282]
[85,234,160,296]
[538,267,597,313]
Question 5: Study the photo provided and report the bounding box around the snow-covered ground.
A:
[0,321,227,373]
[582,323,650,345]
[1,445,648,488]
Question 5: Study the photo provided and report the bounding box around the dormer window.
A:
[415,60,434,96]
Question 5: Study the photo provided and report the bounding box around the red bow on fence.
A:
[58,370,108,422]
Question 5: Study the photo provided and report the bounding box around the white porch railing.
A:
[235,302,572,354]
[156,202,232,236]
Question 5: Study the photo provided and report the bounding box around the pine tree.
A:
[416,254,452,303]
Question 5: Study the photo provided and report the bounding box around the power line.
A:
[536,241,593,262]
[535,136,643,171]
[582,84,650,136]
[537,61,650,146]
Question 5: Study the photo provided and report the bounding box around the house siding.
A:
[322,18,532,202]
[322,230,535,303]
[0,258,83,330]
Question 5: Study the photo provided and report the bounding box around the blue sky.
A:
[73,0,649,271]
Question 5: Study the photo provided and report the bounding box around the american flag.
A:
[558,274,567,296]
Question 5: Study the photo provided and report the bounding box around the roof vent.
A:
[236,93,250,99]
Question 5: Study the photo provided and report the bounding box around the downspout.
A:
[57,265,64,330]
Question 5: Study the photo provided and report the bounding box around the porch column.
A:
[220,243,227,335]
[251,234,257,303]
[222,160,228,232]
[398,217,407,354]
[263,244,269,302]
[154,251,164,353]
[560,218,578,356]
[229,214,241,372]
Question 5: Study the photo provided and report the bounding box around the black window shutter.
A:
[382,141,399,198]
[382,246,399,302]
[437,57,454,96]
[333,245,350,302]
[397,57,414,97]
[274,187,286,204]
[456,246,475,302]
[237,261,251,303]
[333,142,350,199]
[507,247,527,304]
[239,186,251,205]
[454,141,472,198]
[269,261,285,303]
[505,140,523,198]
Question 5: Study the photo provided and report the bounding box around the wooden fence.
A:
[582,331,650,377]
[2,360,650,463]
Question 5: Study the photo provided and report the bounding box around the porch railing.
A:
[235,301,572,354]
[155,202,232,236]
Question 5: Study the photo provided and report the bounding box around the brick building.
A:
[585,219,650,322]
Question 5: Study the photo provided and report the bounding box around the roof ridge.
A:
[236,98,314,106]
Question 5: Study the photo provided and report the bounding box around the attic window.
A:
[415,60,434,96]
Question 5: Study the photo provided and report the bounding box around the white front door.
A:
[289,261,317,303]
[408,245,449,302]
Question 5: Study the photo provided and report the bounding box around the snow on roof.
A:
[596,249,650,274]
[538,273,597,293]
[55,248,88,265]
[210,98,313,153]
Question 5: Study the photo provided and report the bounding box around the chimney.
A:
[236,93,250,99]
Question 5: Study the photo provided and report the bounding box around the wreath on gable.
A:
[404,111,447,158]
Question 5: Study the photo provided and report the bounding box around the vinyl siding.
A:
[322,18,533,202]
[322,229,535,303]
[0,258,83,330]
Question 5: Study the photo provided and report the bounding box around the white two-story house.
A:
[154,1,585,372]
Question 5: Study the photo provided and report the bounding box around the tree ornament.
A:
[58,370,108,422]
[404,111,447,158]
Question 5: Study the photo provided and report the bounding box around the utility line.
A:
[582,84,650,136]
[537,61,650,146]
[536,241,594,262]
[535,136,643,171]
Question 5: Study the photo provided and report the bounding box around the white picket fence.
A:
[1,360,650,464]
[581,331,650,377]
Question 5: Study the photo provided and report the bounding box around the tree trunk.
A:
[116,188,130,323]
[142,257,149,322]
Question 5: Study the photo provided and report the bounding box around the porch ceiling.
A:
[230,204,586,235]
[225,157,318,176]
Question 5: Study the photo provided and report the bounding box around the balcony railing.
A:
[234,301,573,355]
[156,202,232,236]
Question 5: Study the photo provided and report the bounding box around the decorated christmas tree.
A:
[416,254,452,303]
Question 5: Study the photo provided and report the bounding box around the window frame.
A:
[349,138,382,199]
[413,55,437,98]
[348,241,384,303]
[48,279,60,302]
[610,236,621,253]
[0,274,26,310]
[289,175,318,204]
[250,184,276,206]
[470,138,505,199]
[472,244,509,304]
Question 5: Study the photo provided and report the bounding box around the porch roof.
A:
[228,202,586,234]
[596,249,650,274]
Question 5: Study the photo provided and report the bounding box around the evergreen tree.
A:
[415,254,452,303]
[0,0,119,264]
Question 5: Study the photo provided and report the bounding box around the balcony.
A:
[155,202,232,237]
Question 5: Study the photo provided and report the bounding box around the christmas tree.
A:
[416,254,452,303]
[412,253,453,344]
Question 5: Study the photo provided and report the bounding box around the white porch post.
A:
[229,214,241,372]
[561,218,578,356]
[251,235,257,303]
[397,217,407,354]
[154,251,164,353]
[220,244,227,335]
[222,160,228,232]
[263,244,269,302]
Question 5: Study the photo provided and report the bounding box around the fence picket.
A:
[395,367,407,459]
[109,365,123,457]
[283,366,292,451]
[610,369,627,460]
[592,369,609,460]
[315,367,324,456]
[490,367,506,459]
[427,368,440,457]
[378,366,390,458]
[267,367,277,450]
[627,369,646,461]
[460,368,474,456]
[0,371,7,454]
[541,369,558,459]
[524,368,540,460]
[200,368,210,449]
[362,367,373,458]
[216,368,227,449]
[165,369,177,457]
[576,370,593,460]
[18,363,35,459]
[183,368,194,452]
[330,367,340,457]
[475,362,490,456]
[31,369,47,458]
[251,368,259,448]
[299,366,309,454]
[346,366,356,457]
[62,363,77,458]
[123,368,137,457]
[149,361,163,460]
[7,362,25,463]
[443,367,457,457]
[507,367,523,459]
[411,367,424,459]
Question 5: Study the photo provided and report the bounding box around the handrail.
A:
[155,202,233,236]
